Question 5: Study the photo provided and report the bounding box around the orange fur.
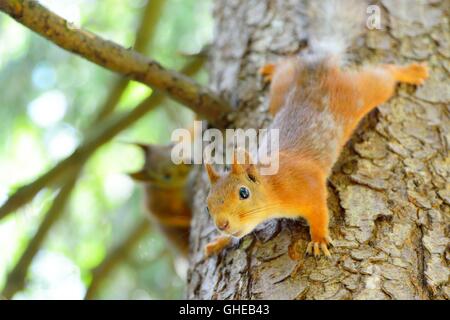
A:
[130,143,193,256]
[205,56,428,258]
[204,235,232,257]
[260,58,298,116]
[327,62,429,142]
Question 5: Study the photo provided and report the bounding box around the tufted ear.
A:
[135,142,151,153]
[127,142,152,182]
[128,169,152,182]
[231,149,259,181]
[231,149,253,173]
[205,163,220,184]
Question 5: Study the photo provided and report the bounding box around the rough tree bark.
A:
[187,0,449,300]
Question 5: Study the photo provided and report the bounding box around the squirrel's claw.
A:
[306,238,332,258]
[320,243,331,257]
[325,236,334,247]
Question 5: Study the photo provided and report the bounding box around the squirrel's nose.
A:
[217,219,229,231]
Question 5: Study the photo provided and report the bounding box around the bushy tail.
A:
[306,0,367,62]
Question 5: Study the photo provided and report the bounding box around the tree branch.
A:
[84,220,151,300]
[0,92,163,298]
[0,56,204,221]
[1,176,77,299]
[0,0,203,299]
[0,96,160,221]
[0,0,231,124]
[133,0,166,54]
[1,59,164,300]
[0,54,203,301]
[93,0,166,122]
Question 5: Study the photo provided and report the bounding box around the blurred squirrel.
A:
[204,0,428,257]
[130,143,193,256]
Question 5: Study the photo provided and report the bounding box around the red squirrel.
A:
[130,143,193,256]
[204,0,429,257]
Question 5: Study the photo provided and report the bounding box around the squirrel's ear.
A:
[128,169,151,182]
[231,151,244,174]
[127,143,154,181]
[205,163,219,184]
[231,149,255,175]
[232,149,259,182]
[121,141,151,154]
[246,163,259,183]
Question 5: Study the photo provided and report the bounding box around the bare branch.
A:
[0,28,204,298]
[0,0,200,299]
[0,7,202,294]
[94,80,129,123]
[84,220,151,300]
[1,177,77,299]
[0,96,158,221]
[0,57,204,221]
[0,0,231,124]
[133,0,166,54]
[1,71,159,299]
[93,0,166,122]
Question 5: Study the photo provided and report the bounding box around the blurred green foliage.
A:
[0,0,213,299]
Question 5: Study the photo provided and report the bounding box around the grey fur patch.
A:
[269,58,344,170]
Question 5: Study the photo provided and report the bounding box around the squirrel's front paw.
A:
[204,235,232,257]
[204,243,218,257]
[306,236,333,258]
[403,63,429,85]
[259,63,276,82]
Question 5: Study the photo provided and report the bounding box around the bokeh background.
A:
[0,0,213,299]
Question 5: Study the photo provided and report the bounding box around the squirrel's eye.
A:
[239,187,250,200]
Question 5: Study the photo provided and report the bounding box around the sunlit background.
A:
[0,0,213,299]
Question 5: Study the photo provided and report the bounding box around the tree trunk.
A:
[187,0,449,300]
